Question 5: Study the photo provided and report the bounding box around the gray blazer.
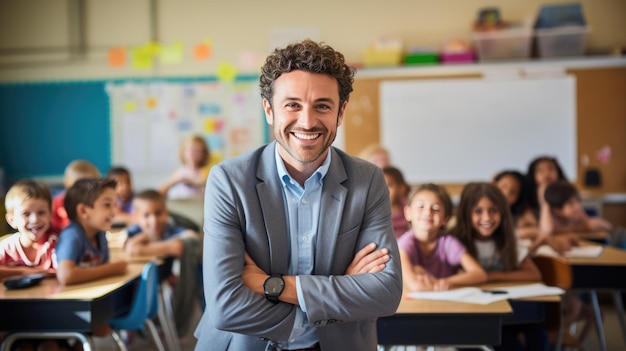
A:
[194,142,402,351]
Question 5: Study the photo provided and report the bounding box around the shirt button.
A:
[302,236,308,241]
[302,198,307,204]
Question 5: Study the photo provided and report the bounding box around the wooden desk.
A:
[537,241,626,351]
[377,295,512,348]
[0,263,145,333]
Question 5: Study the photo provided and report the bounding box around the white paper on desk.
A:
[536,245,604,258]
[406,283,565,305]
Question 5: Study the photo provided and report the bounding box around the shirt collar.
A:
[274,142,331,187]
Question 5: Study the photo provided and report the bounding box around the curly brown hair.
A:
[259,39,355,108]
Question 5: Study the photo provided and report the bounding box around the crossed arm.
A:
[241,242,391,304]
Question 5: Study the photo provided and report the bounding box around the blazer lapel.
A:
[315,148,348,275]
[256,142,290,274]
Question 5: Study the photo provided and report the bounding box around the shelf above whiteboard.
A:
[355,56,626,79]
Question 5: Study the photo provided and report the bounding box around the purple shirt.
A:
[397,231,466,279]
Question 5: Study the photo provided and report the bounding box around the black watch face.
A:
[266,277,284,294]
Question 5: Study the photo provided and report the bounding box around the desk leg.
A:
[590,290,608,351]
[158,289,182,351]
[0,332,94,351]
[611,290,626,347]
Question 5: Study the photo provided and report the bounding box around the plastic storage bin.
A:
[535,25,589,58]
[363,48,403,67]
[440,51,475,64]
[404,53,438,65]
[473,27,533,61]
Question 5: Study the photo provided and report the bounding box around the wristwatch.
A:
[263,274,285,303]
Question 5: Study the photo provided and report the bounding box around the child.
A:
[523,156,568,226]
[382,166,410,239]
[397,183,487,292]
[1,180,77,351]
[357,143,391,169]
[451,182,541,282]
[1,180,57,279]
[541,180,613,234]
[541,181,609,346]
[452,182,546,351]
[124,189,202,338]
[159,135,210,200]
[51,160,101,233]
[105,166,134,227]
[55,178,127,285]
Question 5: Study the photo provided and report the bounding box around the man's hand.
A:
[345,243,390,275]
[242,253,268,295]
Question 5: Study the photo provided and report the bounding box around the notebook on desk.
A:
[406,283,565,305]
[535,244,604,258]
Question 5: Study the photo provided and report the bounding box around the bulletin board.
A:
[107,78,267,177]
[380,76,577,184]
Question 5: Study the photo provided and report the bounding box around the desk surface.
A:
[0,260,148,332]
[538,240,626,290]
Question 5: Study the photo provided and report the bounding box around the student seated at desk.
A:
[105,166,134,227]
[451,182,547,351]
[537,181,613,346]
[123,189,202,338]
[1,180,58,280]
[398,183,487,292]
[159,135,210,200]
[540,180,613,234]
[51,160,101,233]
[55,178,128,285]
[382,166,409,239]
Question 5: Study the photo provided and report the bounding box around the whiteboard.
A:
[380,77,576,184]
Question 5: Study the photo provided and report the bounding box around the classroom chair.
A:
[108,261,167,351]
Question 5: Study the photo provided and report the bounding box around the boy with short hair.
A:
[51,160,101,233]
[55,178,127,285]
[540,180,613,234]
[1,180,57,279]
[124,189,201,337]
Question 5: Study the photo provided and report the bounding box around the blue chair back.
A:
[109,261,159,330]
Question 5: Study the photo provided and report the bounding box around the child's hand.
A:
[110,261,128,275]
[537,184,548,206]
[546,234,579,255]
[433,278,450,291]
[411,273,435,291]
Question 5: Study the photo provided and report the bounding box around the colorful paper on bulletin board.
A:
[132,46,153,69]
[108,47,127,68]
[146,97,158,110]
[217,61,238,83]
[123,101,137,112]
[177,119,192,131]
[146,42,162,56]
[161,42,183,64]
[198,103,222,116]
[194,39,212,61]
[204,118,225,133]
[205,135,224,150]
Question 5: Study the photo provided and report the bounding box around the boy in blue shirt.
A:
[123,189,201,338]
[56,178,127,285]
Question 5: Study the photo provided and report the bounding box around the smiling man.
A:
[194,39,402,351]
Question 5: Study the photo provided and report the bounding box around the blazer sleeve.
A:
[201,162,298,342]
[299,165,403,326]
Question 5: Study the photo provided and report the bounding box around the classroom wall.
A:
[1,0,625,193]
[0,0,625,82]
